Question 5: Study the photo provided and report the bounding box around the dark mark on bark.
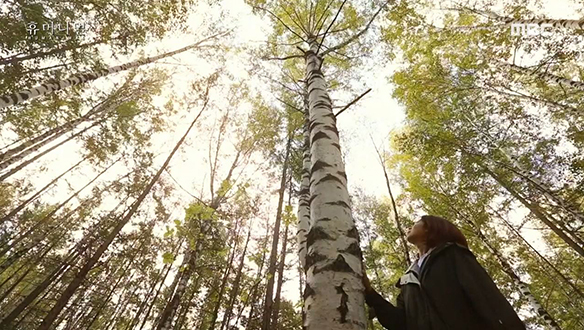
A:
[305,251,327,269]
[303,284,316,300]
[311,131,330,144]
[336,283,349,323]
[310,160,332,176]
[347,227,359,239]
[314,254,355,274]
[306,226,333,248]
[325,200,350,208]
[341,242,362,259]
[316,174,344,186]
[315,217,332,222]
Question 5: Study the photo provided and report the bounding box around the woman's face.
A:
[407,220,427,244]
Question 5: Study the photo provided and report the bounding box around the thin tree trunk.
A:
[303,38,366,330]
[85,242,145,329]
[261,135,291,330]
[500,61,584,92]
[297,111,311,271]
[481,164,584,257]
[0,32,226,109]
[155,228,205,330]
[241,226,271,330]
[0,156,86,226]
[271,220,289,330]
[371,139,411,265]
[0,118,103,182]
[0,38,108,66]
[127,240,182,330]
[220,227,252,330]
[207,221,242,330]
[0,240,56,302]
[0,92,125,165]
[0,157,118,257]
[489,207,584,300]
[138,259,176,330]
[34,98,208,330]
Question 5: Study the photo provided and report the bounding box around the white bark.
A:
[0,32,226,109]
[303,39,366,330]
[462,112,584,238]
[298,104,311,271]
[501,61,584,92]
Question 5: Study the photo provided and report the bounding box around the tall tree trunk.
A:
[236,226,270,329]
[490,208,584,300]
[271,220,289,330]
[0,157,118,257]
[220,227,252,330]
[462,112,584,237]
[127,239,182,330]
[0,32,226,109]
[139,258,176,330]
[297,111,311,271]
[0,156,86,226]
[500,61,584,92]
[480,164,584,257]
[0,117,103,181]
[0,92,127,166]
[155,224,207,330]
[207,230,239,330]
[0,38,109,66]
[34,98,208,330]
[303,38,366,330]
[261,135,292,330]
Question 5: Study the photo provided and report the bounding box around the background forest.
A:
[0,0,583,329]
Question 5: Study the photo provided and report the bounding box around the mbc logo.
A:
[510,23,554,36]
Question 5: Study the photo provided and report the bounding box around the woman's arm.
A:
[364,288,407,330]
[362,268,406,329]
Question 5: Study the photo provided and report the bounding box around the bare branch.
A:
[314,0,336,37]
[334,88,372,117]
[321,1,389,57]
[253,5,308,43]
[276,96,304,113]
[263,54,304,61]
[317,0,348,55]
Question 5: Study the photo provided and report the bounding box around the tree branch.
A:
[317,0,348,55]
[321,1,389,57]
[262,54,304,61]
[313,0,336,38]
[334,88,372,117]
[253,5,308,43]
[275,97,304,113]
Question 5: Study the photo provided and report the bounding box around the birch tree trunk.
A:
[297,112,311,271]
[500,61,584,92]
[480,164,584,257]
[261,135,291,330]
[303,38,366,330]
[220,228,251,330]
[271,220,289,330]
[0,32,225,109]
[156,221,207,330]
[33,97,208,330]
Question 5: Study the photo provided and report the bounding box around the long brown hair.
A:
[420,215,468,248]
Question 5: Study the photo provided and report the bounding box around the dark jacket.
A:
[365,242,526,330]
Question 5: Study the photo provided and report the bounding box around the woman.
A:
[363,215,525,330]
